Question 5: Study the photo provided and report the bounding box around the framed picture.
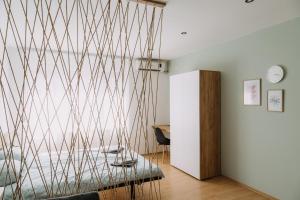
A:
[267,90,284,112]
[243,79,261,106]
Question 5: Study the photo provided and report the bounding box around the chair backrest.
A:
[154,128,168,145]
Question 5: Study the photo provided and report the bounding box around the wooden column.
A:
[200,70,221,180]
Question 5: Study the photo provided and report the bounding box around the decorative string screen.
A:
[0,0,164,199]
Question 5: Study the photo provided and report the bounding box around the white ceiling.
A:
[161,0,300,59]
[1,0,300,60]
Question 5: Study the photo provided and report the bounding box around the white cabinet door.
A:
[170,71,200,179]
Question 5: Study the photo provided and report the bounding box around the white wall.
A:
[128,67,170,154]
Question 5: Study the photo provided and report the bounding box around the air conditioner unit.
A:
[135,59,168,73]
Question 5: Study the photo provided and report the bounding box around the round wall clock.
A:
[266,65,284,83]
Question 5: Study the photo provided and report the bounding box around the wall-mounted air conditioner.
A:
[135,59,168,73]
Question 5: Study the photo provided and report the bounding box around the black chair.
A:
[154,128,170,163]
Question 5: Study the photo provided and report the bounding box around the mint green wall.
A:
[169,17,300,200]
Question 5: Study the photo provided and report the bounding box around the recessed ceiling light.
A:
[181,32,187,35]
[245,0,255,3]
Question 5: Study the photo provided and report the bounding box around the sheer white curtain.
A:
[0,46,163,156]
[0,47,131,154]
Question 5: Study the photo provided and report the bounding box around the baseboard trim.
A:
[224,176,278,200]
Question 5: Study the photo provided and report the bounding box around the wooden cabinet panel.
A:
[200,70,221,180]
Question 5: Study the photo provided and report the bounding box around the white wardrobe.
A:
[170,70,221,180]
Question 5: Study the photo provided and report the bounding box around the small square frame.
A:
[267,90,284,112]
[243,79,261,106]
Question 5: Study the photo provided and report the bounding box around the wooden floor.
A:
[99,153,271,200]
